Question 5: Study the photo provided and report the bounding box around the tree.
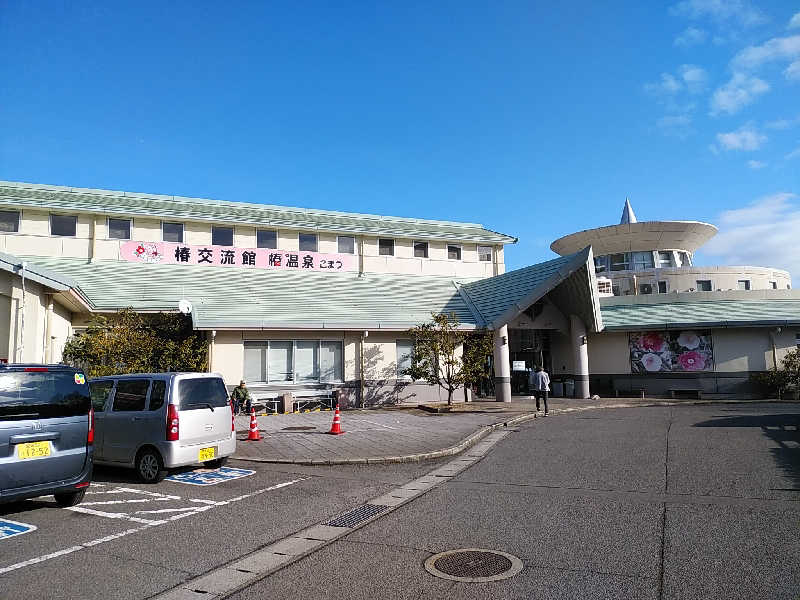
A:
[403,312,494,405]
[752,349,800,399]
[62,309,207,377]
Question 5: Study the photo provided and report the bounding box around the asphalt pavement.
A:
[227,403,800,600]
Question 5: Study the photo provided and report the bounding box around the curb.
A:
[232,412,538,466]
[232,398,798,466]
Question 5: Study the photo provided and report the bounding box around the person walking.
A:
[231,379,252,415]
[532,366,550,416]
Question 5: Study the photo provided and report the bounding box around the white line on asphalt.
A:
[66,506,168,526]
[350,419,397,430]
[0,478,306,576]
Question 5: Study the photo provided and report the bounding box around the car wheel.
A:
[136,448,166,483]
[205,457,228,469]
[54,489,86,507]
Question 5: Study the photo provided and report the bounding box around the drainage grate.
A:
[424,549,523,583]
[325,504,389,528]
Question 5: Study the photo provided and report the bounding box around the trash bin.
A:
[551,381,564,397]
[564,379,575,398]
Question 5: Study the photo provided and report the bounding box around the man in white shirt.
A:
[532,366,550,416]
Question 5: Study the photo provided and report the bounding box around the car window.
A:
[89,380,114,412]
[0,370,90,418]
[177,378,229,410]
[112,379,150,412]
[149,380,166,411]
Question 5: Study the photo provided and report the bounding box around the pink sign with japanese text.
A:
[120,241,357,272]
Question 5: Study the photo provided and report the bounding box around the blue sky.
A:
[1,1,798,277]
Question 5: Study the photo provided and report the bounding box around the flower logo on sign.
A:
[132,243,162,264]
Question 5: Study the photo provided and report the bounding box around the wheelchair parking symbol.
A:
[0,519,36,540]
[165,466,255,486]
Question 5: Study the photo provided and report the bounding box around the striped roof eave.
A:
[0,181,518,245]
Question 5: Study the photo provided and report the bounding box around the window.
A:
[89,380,114,412]
[447,245,461,260]
[594,255,608,274]
[597,279,612,294]
[0,210,19,233]
[112,379,149,412]
[299,233,317,252]
[612,284,621,296]
[737,280,751,291]
[770,281,777,290]
[162,222,184,243]
[658,281,668,294]
[177,377,229,410]
[478,246,492,262]
[50,214,77,237]
[338,236,355,254]
[0,372,90,419]
[269,341,294,382]
[257,229,277,249]
[639,283,653,295]
[379,239,394,256]
[108,218,131,240]
[413,241,429,258]
[396,339,414,378]
[149,380,166,411]
[632,251,654,270]
[610,253,631,271]
[245,340,343,383]
[696,280,712,292]
[678,251,692,267]
[212,226,234,246]
[657,251,672,268]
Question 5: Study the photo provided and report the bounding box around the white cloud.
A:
[674,26,708,46]
[670,0,768,27]
[789,12,800,29]
[645,73,683,95]
[702,193,800,281]
[657,114,694,138]
[786,60,800,81]
[747,159,767,169]
[731,35,800,70]
[679,64,709,92]
[709,72,769,115]
[716,124,767,150]
[787,146,800,160]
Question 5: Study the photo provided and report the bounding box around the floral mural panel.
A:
[629,331,714,373]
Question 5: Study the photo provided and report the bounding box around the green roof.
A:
[0,251,78,291]
[600,298,800,330]
[23,256,480,330]
[0,180,517,245]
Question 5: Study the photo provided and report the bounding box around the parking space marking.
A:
[0,519,37,540]
[0,478,305,576]
[165,466,256,486]
[350,419,397,430]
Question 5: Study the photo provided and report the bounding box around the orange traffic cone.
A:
[328,403,345,435]
[247,408,261,441]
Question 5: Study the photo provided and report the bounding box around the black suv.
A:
[0,364,93,507]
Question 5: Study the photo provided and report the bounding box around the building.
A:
[0,180,798,403]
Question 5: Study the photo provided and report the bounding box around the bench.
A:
[669,388,703,400]
[250,390,337,414]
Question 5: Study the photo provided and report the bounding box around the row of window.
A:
[0,210,494,261]
[594,250,692,273]
[603,278,787,296]
[242,339,417,384]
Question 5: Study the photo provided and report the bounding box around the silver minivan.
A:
[89,372,235,483]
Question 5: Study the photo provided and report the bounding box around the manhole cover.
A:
[424,548,523,582]
[281,426,317,431]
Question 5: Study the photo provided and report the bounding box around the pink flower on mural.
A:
[678,351,706,371]
[641,353,663,372]
[677,331,701,349]
[639,333,666,352]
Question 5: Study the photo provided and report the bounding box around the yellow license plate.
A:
[17,441,51,460]
[198,447,216,461]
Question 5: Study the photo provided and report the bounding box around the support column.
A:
[44,296,54,363]
[493,325,511,403]
[570,314,590,399]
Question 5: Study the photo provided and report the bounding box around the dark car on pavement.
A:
[0,364,93,507]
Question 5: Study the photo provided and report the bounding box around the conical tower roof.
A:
[620,198,637,224]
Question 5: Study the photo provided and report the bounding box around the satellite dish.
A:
[178,299,193,315]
